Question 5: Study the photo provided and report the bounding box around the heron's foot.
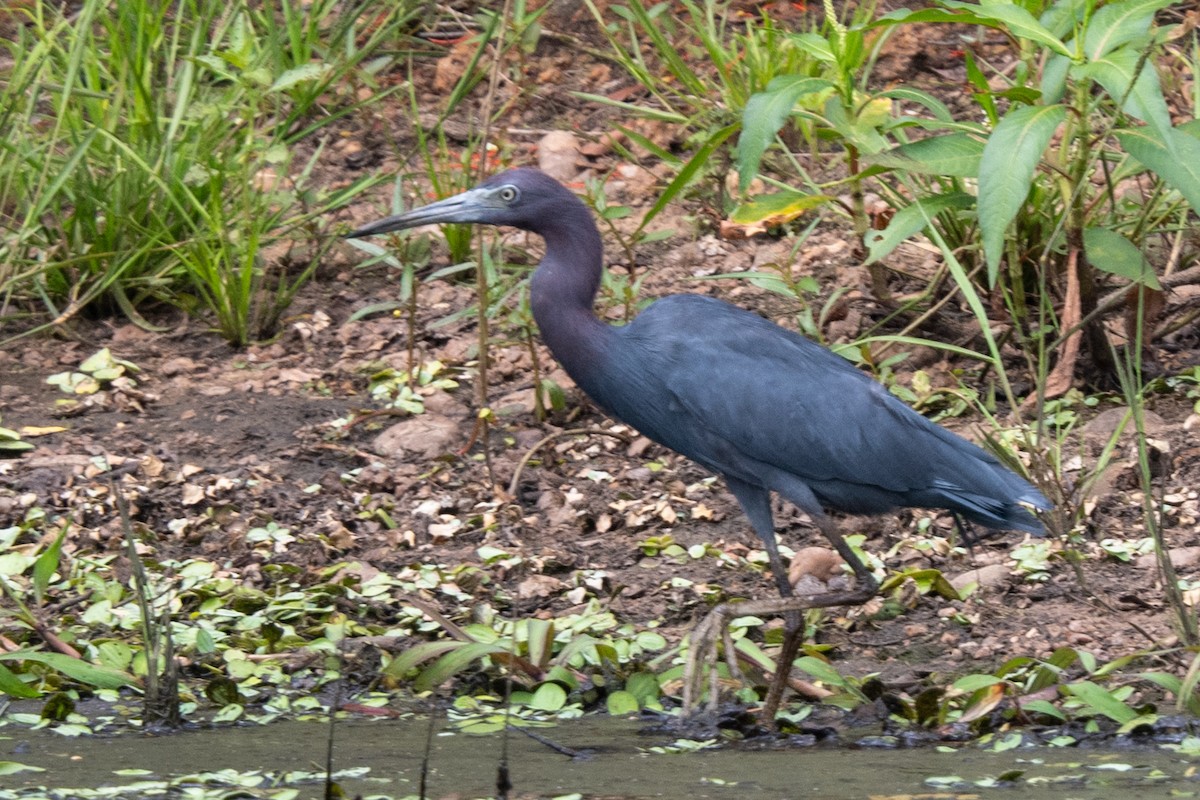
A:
[680,584,880,725]
[681,602,742,717]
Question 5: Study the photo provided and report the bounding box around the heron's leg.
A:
[725,477,805,660]
[682,477,801,714]
[724,477,794,598]
[759,513,880,723]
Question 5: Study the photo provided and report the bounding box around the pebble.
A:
[949,563,1010,592]
[372,414,459,460]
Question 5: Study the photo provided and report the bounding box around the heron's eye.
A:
[498,186,519,203]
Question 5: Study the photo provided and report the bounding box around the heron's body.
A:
[349,167,1049,716]
[552,291,1042,533]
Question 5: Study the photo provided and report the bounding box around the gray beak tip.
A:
[345,217,404,240]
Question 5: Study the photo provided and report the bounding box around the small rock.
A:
[627,436,653,457]
[1138,546,1200,570]
[160,357,198,376]
[624,466,653,483]
[517,574,564,599]
[1082,406,1167,453]
[949,563,1010,593]
[793,574,830,595]
[494,388,536,417]
[537,131,580,182]
[372,414,459,460]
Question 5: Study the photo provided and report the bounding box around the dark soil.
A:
[3,1,1200,714]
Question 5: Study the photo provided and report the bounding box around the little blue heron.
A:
[348,168,1050,722]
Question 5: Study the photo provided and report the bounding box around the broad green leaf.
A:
[0,663,39,699]
[794,656,849,687]
[979,104,1067,284]
[730,636,775,671]
[458,719,505,735]
[701,271,795,297]
[626,672,660,703]
[1063,680,1138,723]
[1180,118,1200,139]
[1136,671,1181,694]
[1116,126,1200,212]
[1041,53,1070,105]
[864,193,974,265]
[962,49,998,123]
[738,77,834,189]
[414,642,506,691]
[1082,228,1161,288]
[879,86,956,123]
[213,703,244,723]
[461,623,500,644]
[46,371,100,395]
[876,5,1071,57]
[1138,671,1200,714]
[269,63,332,93]
[383,640,464,678]
[1020,699,1066,720]
[635,631,667,651]
[543,665,579,691]
[944,0,1072,56]
[0,432,33,452]
[226,12,253,68]
[952,674,1005,693]
[606,690,641,715]
[995,655,1037,677]
[1039,0,1088,39]
[0,762,45,775]
[912,568,962,600]
[0,652,134,690]
[525,618,554,669]
[528,682,567,711]
[867,134,984,177]
[1092,652,1139,678]
[475,545,508,563]
[1116,713,1159,734]
[32,526,67,606]
[1077,49,1172,141]
[727,190,835,232]
[823,95,889,154]
[78,348,115,374]
[1083,0,1173,60]
[786,31,835,62]
[96,641,134,671]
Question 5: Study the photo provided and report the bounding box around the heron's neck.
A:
[529,219,612,381]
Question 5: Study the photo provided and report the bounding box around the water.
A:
[2,715,1197,799]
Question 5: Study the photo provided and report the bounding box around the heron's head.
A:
[346,168,573,239]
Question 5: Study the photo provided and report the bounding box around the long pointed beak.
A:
[345,186,488,239]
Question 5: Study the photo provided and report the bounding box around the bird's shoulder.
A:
[623,294,855,372]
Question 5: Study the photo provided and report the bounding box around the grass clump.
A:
[0,0,418,345]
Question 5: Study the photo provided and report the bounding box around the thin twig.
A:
[477,5,515,796]
[505,724,590,759]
